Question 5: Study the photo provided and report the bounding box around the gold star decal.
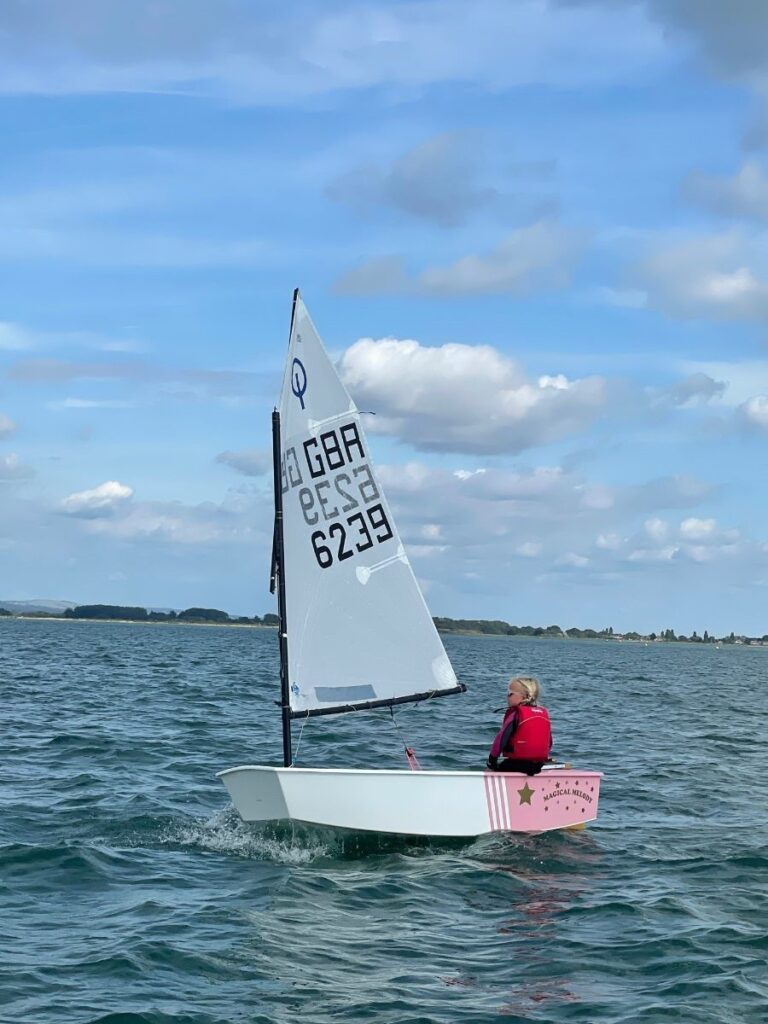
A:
[517,782,534,805]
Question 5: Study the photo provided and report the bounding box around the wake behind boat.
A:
[217,291,602,836]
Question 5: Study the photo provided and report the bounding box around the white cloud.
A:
[373,462,717,582]
[0,453,34,481]
[557,552,589,568]
[335,221,587,297]
[48,398,135,410]
[637,231,768,322]
[0,414,16,439]
[54,479,264,544]
[627,516,741,566]
[644,518,669,542]
[628,544,678,563]
[596,532,622,550]
[738,394,768,429]
[680,517,717,540]
[82,505,236,544]
[340,336,606,454]
[60,480,134,517]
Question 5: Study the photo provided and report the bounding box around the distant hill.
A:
[0,599,79,613]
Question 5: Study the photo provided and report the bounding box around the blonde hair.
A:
[509,675,540,705]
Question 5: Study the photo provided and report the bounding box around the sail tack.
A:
[277,295,462,718]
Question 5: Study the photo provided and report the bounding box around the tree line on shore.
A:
[1,604,765,643]
[0,603,278,626]
[432,618,768,644]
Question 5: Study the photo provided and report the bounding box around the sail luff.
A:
[271,409,292,766]
[271,289,300,766]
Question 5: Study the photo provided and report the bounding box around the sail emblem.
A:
[291,357,307,409]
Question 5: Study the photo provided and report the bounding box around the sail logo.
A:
[291,358,308,409]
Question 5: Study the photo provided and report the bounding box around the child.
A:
[486,675,552,775]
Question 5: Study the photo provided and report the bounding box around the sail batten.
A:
[278,294,462,717]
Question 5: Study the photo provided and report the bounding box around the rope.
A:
[388,706,422,770]
[292,711,310,765]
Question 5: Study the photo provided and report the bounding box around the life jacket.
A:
[503,704,551,762]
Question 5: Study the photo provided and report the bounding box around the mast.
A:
[269,289,300,767]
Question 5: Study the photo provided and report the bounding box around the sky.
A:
[2,0,768,634]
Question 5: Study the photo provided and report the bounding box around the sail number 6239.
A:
[311,503,393,569]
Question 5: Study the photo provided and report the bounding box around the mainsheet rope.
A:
[293,703,424,769]
[388,706,422,771]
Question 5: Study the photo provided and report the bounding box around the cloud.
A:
[684,162,768,221]
[0,413,16,439]
[619,475,715,514]
[0,453,34,481]
[364,462,723,608]
[339,336,607,454]
[737,394,768,429]
[216,448,271,476]
[60,480,134,517]
[682,359,768,405]
[326,132,498,227]
[679,517,717,540]
[0,323,33,350]
[557,551,589,568]
[624,514,741,565]
[636,231,768,321]
[48,398,135,410]
[659,372,727,406]
[562,0,768,80]
[0,0,667,100]
[332,256,409,296]
[335,220,587,297]
[72,492,264,545]
[8,357,263,401]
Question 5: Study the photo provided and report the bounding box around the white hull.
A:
[217,765,602,837]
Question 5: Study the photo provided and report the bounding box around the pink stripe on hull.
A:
[484,772,514,831]
[483,773,498,830]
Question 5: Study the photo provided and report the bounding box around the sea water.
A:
[0,617,765,1023]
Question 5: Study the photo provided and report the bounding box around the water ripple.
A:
[1,619,766,1023]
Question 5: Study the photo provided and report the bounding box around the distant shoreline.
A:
[2,608,766,646]
[5,614,276,629]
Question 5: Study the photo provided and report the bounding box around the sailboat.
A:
[218,292,602,836]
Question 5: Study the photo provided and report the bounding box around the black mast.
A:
[269,289,299,767]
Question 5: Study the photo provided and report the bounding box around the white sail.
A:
[277,294,461,717]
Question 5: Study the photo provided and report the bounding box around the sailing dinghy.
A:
[218,291,602,836]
